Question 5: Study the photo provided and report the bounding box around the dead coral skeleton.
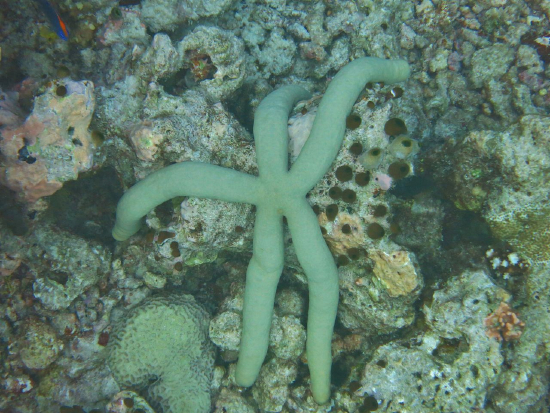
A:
[484,302,525,342]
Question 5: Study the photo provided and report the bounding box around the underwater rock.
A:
[359,270,508,412]
[214,388,256,413]
[0,80,96,202]
[338,260,421,336]
[481,116,550,265]
[18,317,63,370]
[178,26,247,100]
[371,250,420,297]
[252,358,298,412]
[106,390,155,413]
[30,226,111,310]
[209,311,242,352]
[141,0,237,32]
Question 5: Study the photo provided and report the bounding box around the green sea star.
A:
[112,57,410,403]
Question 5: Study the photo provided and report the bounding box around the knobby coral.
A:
[484,302,525,342]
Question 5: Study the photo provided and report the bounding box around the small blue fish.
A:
[35,0,69,40]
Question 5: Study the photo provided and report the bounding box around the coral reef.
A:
[359,270,508,412]
[489,262,550,413]
[1,0,550,411]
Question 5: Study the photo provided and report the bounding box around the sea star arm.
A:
[112,162,260,241]
[285,198,339,404]
[253,85,311,179]
[235,84,311,387]
[288,57,411,193]
[235,204,284,386]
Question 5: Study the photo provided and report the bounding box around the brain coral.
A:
[108,294,214,413]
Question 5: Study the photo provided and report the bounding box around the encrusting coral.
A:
[484,302,525,342]
[112,57,410,404]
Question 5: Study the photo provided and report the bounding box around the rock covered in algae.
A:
[371,249,420,297]
[30,225,111,310]
[178,26,247,100]
[0,80,96,202]
[141,0,237,32]
[359,270,508,412]
[481,116,550,265]
[17,317,63,370]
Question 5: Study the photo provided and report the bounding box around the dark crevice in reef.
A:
[0,186,30,236]
[225,82,256,134]
[389,170,493,288]
[44,166,123,244]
